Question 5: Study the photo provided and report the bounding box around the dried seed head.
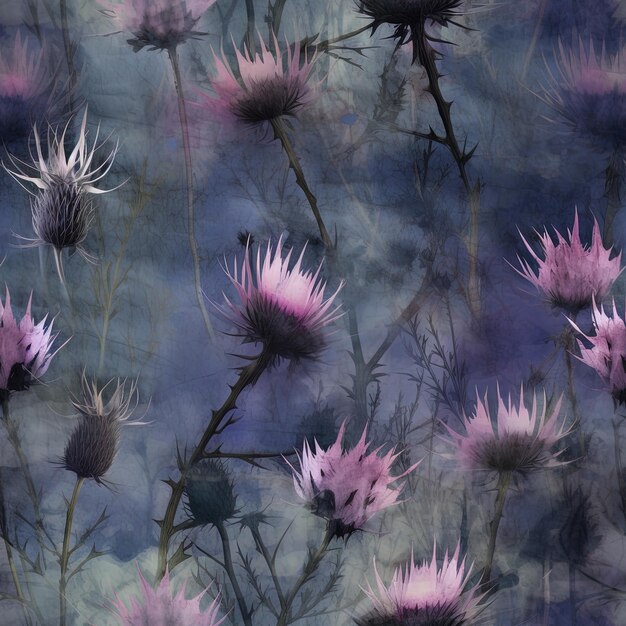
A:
[184,460,237,526]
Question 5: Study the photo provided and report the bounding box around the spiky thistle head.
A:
[514,209,622,313]
[447,384,568,475]
[184,459,238,527]
[99,0,216,52]
[541,38,626,145]
[0,288,60,400]
[357,0,466,63]
[112,568,225,625]
[570,297,626,406]
[62,376,139,482]
[217,236,343,363]
[357,543,484,626]
[288,423,418,537]
[0,32,56,142]
[204,34,318,126]
[3,109,119,196]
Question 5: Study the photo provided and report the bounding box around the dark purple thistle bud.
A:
[30,178,94,254]
[62,377,139,482]
[99,0,217,53]
[184,459,237,526]
[356,0,466,63]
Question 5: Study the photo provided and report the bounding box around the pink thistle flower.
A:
[514,209,622,313]
[218,236,343,362]
[358,543,484,626]
[542,38,626,145]
[99,0,216,52]
[0,288,62,401]
[447,385,568,474]
[204,35,318,126]
[112,569,225,626]
[288,423,418,537]
[0,33,59,143]
[570,297,626,405]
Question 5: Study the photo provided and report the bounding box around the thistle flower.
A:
[3,109,119,196]
[289,423,417,537]
[542,38,626,145]
[514,210,622,313]
[448,385,568,474]
[218,236,343,362]
[204,35,318,126]
[358,543,483,626]
[357,0,466,63]
[62,376,139,482]
[570,298,626,405]
[113,569,225,626]
[184,460,237,527]
[0,288,60,401]
[0,32,56,142]
[99,0,216,52]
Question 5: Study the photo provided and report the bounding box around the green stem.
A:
[480,470,511,588]
[59,477,84,626]
[276,525,334,626]
[155,350,271,582]
[270,118,334,250]
[216,522,252,626]
[167,46,215,342]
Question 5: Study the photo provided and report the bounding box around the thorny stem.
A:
[603,147,624,247]
[167,46,215,342]
[269,0,289,36]
[216,522,252,626]
[414,28,481,318]
[480,470,511,589]
[59,0,76,111]
[59,477,84,626]
[1,532,26,615]
[313,25,372,52]
[612,416,626,531]
[248,523,286,610]
[276,524,334,626]
[155,350,271,582]
[244,0,256,53]
[2,398,48,563]
[270,118,334,250]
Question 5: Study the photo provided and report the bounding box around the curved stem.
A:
[155,350,271,582]
[314,24,371,51]
[276,525,334,626]
[216,522,252,626]
[270,118,334,250]
[167,47,215,341]
[248,523,286,610]
[480,470,511,589]
[414,29,481,317]
[59,477,84,626]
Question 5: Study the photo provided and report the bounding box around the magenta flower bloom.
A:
[358,543,483,626]
[0,288,61,401]
[219,237,343,361]
[113,569,225,625]
[448,385,568,474]
[289,423,418,537]
[542,38,626,145]
[514,210,622,313]
[204,35,318,126]
[0,32,56,142]
[99,0,216,52]
[570,298,626,405]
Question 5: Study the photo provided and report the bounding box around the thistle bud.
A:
[184,460,237,526]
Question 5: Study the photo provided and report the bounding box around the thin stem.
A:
[216,522,252,626]
[604,147,624,246]
[269,0,289,36]
[314,25,371,51]
[612,416,626,530]
[2,398,47,562]
[59,0,76,111]
[248,523,286,610]
[480,470,511,588]
[521,0,549,80]
[276,525,334,626]
[2,535,26,606]
[244,0,255,53]
[155,350,271,582]
[270,118,334,250]
[167,46,215,341]
[414,29,481,317]
[568,560,577,626]
[562,321,585,457]
[59,477,84,626]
